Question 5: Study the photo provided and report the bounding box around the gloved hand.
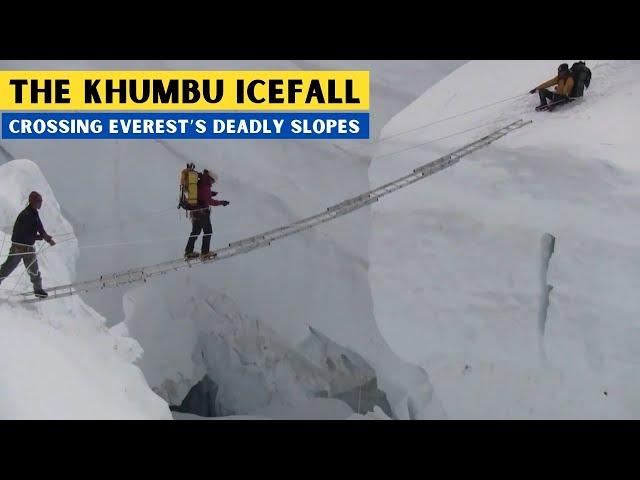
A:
[529,88,537,94]
[44,234,55,246]
[221,201,230,207]
[211,191,218,197]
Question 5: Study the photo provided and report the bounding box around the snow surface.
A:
[0,160,171,419]
[370,60,640,419]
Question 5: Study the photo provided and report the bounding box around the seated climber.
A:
[530,63,574,110]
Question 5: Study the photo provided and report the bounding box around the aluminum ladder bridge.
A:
[21,119,531,304]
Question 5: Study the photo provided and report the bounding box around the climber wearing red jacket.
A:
[184,169,230,260]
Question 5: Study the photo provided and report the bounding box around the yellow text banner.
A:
[0,71,369,111]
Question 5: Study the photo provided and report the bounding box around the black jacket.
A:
[11,205,48,246]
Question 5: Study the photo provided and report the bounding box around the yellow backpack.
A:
[178,163,199,210]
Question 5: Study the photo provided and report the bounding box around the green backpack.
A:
[570,61,592,97]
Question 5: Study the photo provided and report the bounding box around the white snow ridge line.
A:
[19,119,531,304]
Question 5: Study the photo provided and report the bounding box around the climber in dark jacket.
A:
[184,169,230,261]
[0,191,55,298]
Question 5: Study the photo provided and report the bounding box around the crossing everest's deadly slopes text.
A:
[8,117,362,136]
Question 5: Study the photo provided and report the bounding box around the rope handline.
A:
[8,122,507,256]
[378,93,528,143]
[375,119,505,159]
[14,119,530,303]
[1,97,527,250]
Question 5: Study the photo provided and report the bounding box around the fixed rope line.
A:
[45,206,185,239]
[2,91,533,235]
[19,120,530,302]
[46,207,217,252]
[4,99,522,240]
[337,93,528,159]
[377,93,528,143]
[1,205,212,241]
[31,121,511,255]
[5,120,495,258]
[56,232,217,251]
[374,119,504,160]
[18,119,531,304]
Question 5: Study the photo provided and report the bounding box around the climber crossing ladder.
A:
[18,119,531,304]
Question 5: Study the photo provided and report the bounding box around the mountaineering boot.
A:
[31,274,48,298]
[200,251,217,261]
[184,251,200,260]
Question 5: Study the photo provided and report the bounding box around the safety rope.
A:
[2,250,48,258]
[53,232,210,251]
[375,119,505,159]
[15,119,531,303]
[378,93,528,143]
[3,120,507,259]
[329,93,528,162]
[0,98,531,294]
[0,239,58,248]
[0,205,215,239]
[47,207,215,251]
[0,91,528,244]
[336,92,529,161]
[0,206,216,261]
[0,118,521,271]
[45,206,182,239]
[53,206,214,238]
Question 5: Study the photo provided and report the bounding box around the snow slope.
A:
[0,160,171,419]
[370,60,640,419]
